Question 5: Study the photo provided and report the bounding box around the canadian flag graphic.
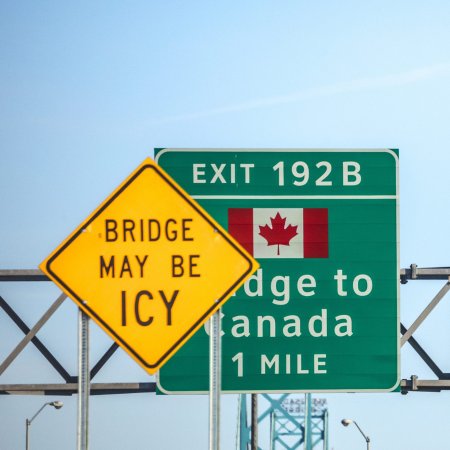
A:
[228,208,328,259]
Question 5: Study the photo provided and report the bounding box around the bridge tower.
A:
[238,394,328,450]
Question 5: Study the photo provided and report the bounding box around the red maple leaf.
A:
[259,212,298,256]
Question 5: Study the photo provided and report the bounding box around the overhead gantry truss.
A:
[0,270,155,396]
[0,265,449,395]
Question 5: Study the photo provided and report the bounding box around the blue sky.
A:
[1,1,450,449]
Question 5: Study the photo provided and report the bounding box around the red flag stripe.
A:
[228,208,253,255]
[303,208,328,258]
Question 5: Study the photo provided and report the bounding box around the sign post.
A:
[156,148,399,393]
[77,310,89,450]
[209,311,221,450]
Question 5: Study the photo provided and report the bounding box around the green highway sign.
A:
[155,149,399,393]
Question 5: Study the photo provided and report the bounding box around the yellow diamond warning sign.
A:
[40,158,258,374]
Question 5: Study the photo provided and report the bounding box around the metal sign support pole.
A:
[251,394,258,450]
[304,393,312,450]
[77,309,90,450]
[209,310,221,450]
[269,410,275,450]
[25,418,30,450]
[323,409,329,450]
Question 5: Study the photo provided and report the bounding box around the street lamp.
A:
[341,418,370,450]
[25,401,63,450]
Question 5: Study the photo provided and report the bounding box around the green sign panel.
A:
[155,149,399,393]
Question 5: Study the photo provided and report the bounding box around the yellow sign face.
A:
[40,158,258,374]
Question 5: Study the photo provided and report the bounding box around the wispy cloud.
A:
[150,63,450,124]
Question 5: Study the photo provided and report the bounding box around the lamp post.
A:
[341,418,370,450]
[25,401,63,450]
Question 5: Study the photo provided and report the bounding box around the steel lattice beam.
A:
[1,266,450,395]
